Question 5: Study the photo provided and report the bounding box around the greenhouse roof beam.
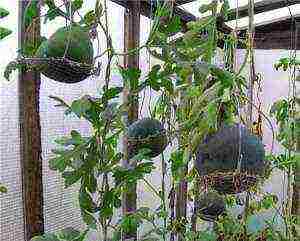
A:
[111,0,196,25]
[227,0,300,21]
[111,0,232,33]
[175,0,197,5]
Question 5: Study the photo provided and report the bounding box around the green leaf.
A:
[81,209,97,229]
[30,234,59,241]
[72,0,83,12]
[99,189,121,218]
[207,101,218,129]
[0,7,9,19]
[119,66,141,91]
[24,1,39,28]
[130,148,152,162]
[196,231,218,241]
[261,194,277,210]
[4,61,25,81]
[169,150,185,179]
[57,227,80,240]
[0,184,8,193]
[147,65,161,91]
[83,10,96,27]
[70,130,85,145]
[62,170,82,188]
[161,77,174,94]
[49,156,68,172]
[70,97,92,118]
[0,27,12,40]
[220,0,230,20]
[79,188,96,213]
[164,15,182,34]
[121,214,140,234]
[113,162,155,187]
[55,132,89,148]
[102,87,123,102]
[44,0,66,23]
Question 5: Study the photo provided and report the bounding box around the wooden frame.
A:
[122,1,141,240]
[18,1,44,240]
[227,0,300,21]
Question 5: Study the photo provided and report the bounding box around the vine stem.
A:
[97,0,113,240]
[143,178,161,200]
[161,152,167,241]
[243,0,255,237]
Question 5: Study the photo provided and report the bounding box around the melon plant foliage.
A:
[0,7,12,40]
[3,0,299,241]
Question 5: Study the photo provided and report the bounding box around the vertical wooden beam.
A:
[122,1,140,240]
[292,120,300,217]
[18,1,44,240]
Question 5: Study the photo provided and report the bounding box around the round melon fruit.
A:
[36,25,93,83]
[127,118,168,158]
[195,124,266,194]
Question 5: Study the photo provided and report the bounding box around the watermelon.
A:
[127,118,168,158]
[36,25,93,83]
[195,124,266,194]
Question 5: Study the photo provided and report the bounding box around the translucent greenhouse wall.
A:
[0,1,298,241]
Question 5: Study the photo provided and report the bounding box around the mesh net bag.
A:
[195,124,266,194]
[35,24,94,83]
[127,118,168,158]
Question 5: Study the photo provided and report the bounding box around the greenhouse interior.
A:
[0,0,299,241]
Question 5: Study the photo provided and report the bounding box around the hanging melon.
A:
[36,25,94,83]
[195,124,266,194]
[127,118,168,158]
[197,191,225,222]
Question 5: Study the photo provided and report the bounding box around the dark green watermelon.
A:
[127,118,168,158]
[36,25,93,83]
[197,191,225,222]
[195,124,266,194]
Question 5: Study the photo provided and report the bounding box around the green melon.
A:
[195,124,266,194]
[197,191,225,222]
[127,118,168,158]
[36,25,93,83]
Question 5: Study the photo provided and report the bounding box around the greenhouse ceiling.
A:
[179,0,300,30]
[112,1,300,34]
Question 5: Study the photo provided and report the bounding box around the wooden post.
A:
[122,1,140,240]
[246,0,255,129]
[18,1,44,240]
[292,123,300,219]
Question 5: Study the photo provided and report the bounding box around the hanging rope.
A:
[251,73,263,139]
[285,3,297,229]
